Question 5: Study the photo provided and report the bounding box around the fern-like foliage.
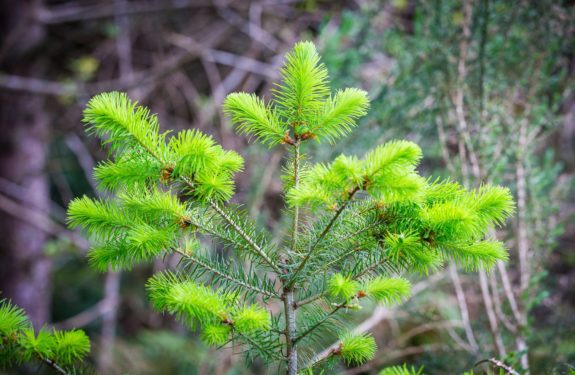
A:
[0,299,90,373]
[66,41,515,374]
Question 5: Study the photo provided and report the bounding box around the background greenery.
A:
[0,0,573,374]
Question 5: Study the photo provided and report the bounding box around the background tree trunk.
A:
[0,0,52,327]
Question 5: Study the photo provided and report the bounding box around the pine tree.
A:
[0,299,91,373]
[66,41,514,374]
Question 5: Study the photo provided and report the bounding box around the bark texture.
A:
[0,0,52,327]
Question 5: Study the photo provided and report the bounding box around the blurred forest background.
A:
[0,0,574,374]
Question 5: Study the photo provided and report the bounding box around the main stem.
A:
[284,142,300,375]
[290,143,300,251]
[287,187,358,288]
[284,290,297,375]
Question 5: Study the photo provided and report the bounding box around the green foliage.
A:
[168,129,244,201]
[201,324,231,346]
[362,141,425,201]
[52,330,91,366]
[379,364,425,375]
[287,140,426,208]
[68,196,129,238]
[147,272,229,328]
[0,299,90,371]
[0,299,29,336]
[311,88,369,143]
[338,332,377,365]
[328,273,359,301]
[224,93,285,146]
[147,272,271,342]
[84,92,244,202]
[224,41,369,146]
[471,186,516,229]
[318,1,573,372]
[169,129,244,178]
[19,328,53,361]
[67,41,515,373]
[274,41,330,124]
[383,232,441,275]
[233,305,272,334]
[68,192,180,271]
[364,276,411,305]
[83,91,169,161]
[94,154,161,190]
[443,240,509,272]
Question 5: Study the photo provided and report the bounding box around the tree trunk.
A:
[0,0,52,327]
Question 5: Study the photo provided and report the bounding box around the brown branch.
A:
[64,134,98,192]
[516,119,530,292]
[394,320,465,346]
[43,358,68,374]
[496,262,523,324]
[0,176,67,222]
[168,33,278,79]
[53,299,111,330]
[488,268,518,333]
[448,262,480,352]
[479,269,507,357]
[0,42,206,97]
[453,0,482,184]
[475,358,521,375]
[214,2,280,52]
[0,193,88,250]
[0,20,240,100]
[37,0,213,24]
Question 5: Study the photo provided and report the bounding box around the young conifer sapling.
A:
[67,41,514,374]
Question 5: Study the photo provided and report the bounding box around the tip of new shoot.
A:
[328,273,359,301]
[364,276,411,305]
[337,332,377,366]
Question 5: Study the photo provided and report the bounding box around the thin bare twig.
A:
[475,358,521,375]
[0,193,88,249]
[64,134,98,192]
[449,262,480,352]
[479,269,507,357]
[0,45,204,96]
[516,119,530,292]
[37,0,212,24]
[43,358,68,374]
[214,2,280,52]
[488,269,517,333]
[453,0,482,184]
[496,261,523,324]
[54,299,111,330]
